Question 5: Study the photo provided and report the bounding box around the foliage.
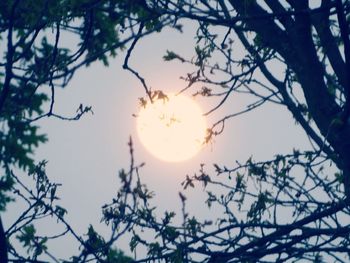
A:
[0,174,14,212]
[100,147,350,262]
[1,0,350,263]
[0,0,166,173]
[105,0,350,262]
[0,0,162,261]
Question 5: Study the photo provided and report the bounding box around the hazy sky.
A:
[4,21,311,259]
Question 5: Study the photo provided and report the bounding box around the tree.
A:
[0,0,162,261]
[102,1,350,262]
[1,0,350,262]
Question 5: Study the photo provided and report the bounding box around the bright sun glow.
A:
[137,93,207,162]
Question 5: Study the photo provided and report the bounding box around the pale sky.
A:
[4,21,311,259]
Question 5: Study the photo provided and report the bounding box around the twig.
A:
[123,22,153,102]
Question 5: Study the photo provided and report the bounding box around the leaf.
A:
[130,234,140,252]
[55,205,67,218]
[147,242,162,258]
[16,224,36,248]
[0,174,15,211]
[162,226,179,241]
[163,50,185,62]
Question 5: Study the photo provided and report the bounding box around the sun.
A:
[136,93,207,162]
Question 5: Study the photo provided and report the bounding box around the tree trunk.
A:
[0,216,8,263]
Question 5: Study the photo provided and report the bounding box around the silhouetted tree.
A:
[104,1,350,262]
[1,0,350,262]
[0,0,162,261]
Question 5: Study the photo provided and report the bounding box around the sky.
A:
[4,20,312,260]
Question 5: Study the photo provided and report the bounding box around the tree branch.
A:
[208,200,348,262]
[236,31,338,166]
[336,0,350,120]
[312,0,347,95]
[122,22,153,102]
